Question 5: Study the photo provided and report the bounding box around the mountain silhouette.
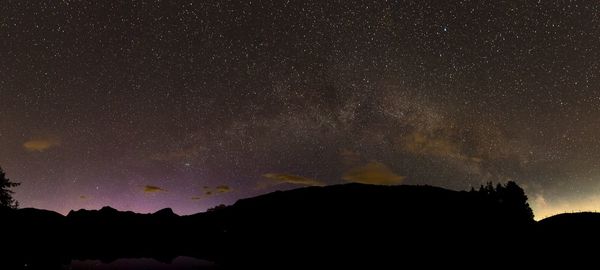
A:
[0,182,589,268]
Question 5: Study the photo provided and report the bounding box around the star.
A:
[0,0,597,219]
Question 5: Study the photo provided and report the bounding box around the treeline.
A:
[470,181,534,223]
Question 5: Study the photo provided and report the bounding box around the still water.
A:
[62,256,217,270]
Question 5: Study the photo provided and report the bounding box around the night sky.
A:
[1,0,599,219]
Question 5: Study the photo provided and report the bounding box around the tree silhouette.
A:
[472,180,534,223]
[0,167,20,209]
[503,181,534,222]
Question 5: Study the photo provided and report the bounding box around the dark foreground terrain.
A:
[1,183,596,268]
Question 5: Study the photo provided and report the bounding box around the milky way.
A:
[1,0,600,218]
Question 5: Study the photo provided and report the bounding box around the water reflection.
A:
[63,256,216,270]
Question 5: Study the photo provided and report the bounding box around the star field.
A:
[1,0,600,218]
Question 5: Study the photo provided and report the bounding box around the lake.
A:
[63,256,217,270]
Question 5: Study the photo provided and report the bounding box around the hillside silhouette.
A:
[0,182,589,268]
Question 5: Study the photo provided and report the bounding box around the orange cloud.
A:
[23,138,60,152]
[262,173,325,187]
[144,185,167,193]
[216,185,231,193]
[199,185,233,196]
[342,162,405,185]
